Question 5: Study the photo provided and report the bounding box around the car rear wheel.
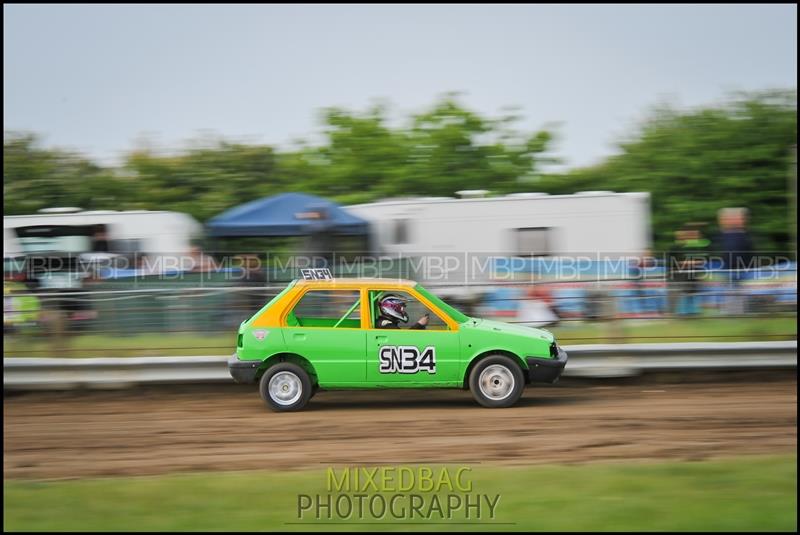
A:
[468,355,524,408]
[260,363,312,412]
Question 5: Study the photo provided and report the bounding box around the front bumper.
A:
[228,353,261,384]
[526,346,568,384]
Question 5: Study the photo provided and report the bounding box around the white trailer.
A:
[344,191,652,288]
[346,191,652,257]
[3,209,203,257]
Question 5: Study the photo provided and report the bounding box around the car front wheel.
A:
[468,355,524,408]
[260,363,312,412]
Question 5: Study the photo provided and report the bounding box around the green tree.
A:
[6,92,795,254]
[402,95,554,196]
[538,90,797,251]
[124,142,281,221]
[3,132,128,214]
[311,104,410,202]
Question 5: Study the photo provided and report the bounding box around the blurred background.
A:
[3,5,797,357]
[3,4,797,532]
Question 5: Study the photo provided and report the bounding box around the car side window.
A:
[290,290,361,328]
[370,290,450,330]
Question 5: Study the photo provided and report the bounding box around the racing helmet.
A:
[378,294,409,323]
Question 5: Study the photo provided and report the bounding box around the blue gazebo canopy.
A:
[206,192,369,237]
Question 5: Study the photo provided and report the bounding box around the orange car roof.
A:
[293,277,417,288]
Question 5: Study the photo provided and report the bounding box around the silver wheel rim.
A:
[478,364,515,401]
[268,371,302,406]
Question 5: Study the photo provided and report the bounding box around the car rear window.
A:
[290,289,361,328]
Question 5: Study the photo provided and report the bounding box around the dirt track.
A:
[4,374,797,479]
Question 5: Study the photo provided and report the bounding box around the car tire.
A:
[259,363,312,412]
[468,355,525,408]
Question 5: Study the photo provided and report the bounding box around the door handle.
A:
[293,333,307,341]
[375,335,388,343]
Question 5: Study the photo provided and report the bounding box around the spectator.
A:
[188,246,216,273]
[91,225,110,253]
[667,223,710,316]
[713,207,754,315]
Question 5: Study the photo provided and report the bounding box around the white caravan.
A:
[4,209,202,258]
[346,191,651,258]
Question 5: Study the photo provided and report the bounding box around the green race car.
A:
[228,275,568,411]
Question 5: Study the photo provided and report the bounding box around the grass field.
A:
[4,456,796,531]
[550,315,797,344]
[3,315,796,357]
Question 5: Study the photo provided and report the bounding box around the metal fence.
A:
[4,276,797,357]
[4,341,797,389]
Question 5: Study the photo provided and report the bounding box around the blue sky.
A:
[3,4,797,169]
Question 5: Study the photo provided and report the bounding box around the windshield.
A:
[18,235,91,254]
[14,225,99,254]
[414,284,470,324]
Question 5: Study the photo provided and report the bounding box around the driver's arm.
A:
[409,313,429,330]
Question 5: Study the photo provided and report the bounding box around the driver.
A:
[376,294,429,330]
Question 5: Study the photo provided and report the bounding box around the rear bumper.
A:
[526,347,568,384]
[228,353,261,384]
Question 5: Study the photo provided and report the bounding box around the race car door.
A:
[366,289,461,386]
[283,288,366,385]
